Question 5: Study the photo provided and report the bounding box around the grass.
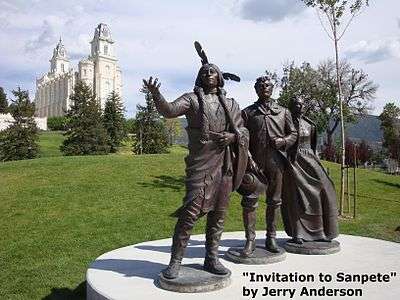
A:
[0,132,399,299]
[38,131,65,158]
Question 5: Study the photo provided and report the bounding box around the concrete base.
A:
[158,265,231,293]
[225,246,286,264]
[284,240,341,255]
[87,231,400,300]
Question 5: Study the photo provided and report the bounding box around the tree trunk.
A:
[326,129,333,147]
[332,10,346,216]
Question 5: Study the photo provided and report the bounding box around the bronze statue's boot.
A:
[265,205,280,253]
[162,258,181,279]
[161,237,184,279]
[241,208,256,257]
[162,210,197,279]
[265,237,279,252]
[204,210,230,275]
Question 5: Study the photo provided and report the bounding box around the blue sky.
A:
[0,0,399,117]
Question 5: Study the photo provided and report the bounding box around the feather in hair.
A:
[222,72,241,82]
[194,41,209,65]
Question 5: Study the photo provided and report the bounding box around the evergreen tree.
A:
[133,85,168,154]
[103,91,125,153]
[164,118,183,146]
[0,87,8,113]
[0,88,39,161]
[61,81,110,155]
[379,102,400,161]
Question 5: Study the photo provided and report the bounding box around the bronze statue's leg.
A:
[265,164,283,253]
[204,209,229,275]
[265,205,280,252]
[241,196,258,256]
[162,198,203,279]
[203,175,231,275]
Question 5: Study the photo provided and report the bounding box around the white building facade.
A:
[35,23,122,117]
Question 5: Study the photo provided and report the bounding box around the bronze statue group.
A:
[143,42,339,281]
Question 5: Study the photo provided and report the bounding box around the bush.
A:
[47,116,67,131]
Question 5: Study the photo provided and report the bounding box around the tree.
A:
[124,118,136,135]
[357,140,373,164]
[300,0,369,214]
[0,88,40,161]
[0,87,8,113]
[279,60,377,146]
[379,102,400,162]
[61,81,110,155]
[164,118,183,146]
[133,85,168,154]
[103,91,125,153]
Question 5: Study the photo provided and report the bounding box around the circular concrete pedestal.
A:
[225,246,286,264]
[158,265,231,293]
[284,240,341,255]
[87,231,400,300]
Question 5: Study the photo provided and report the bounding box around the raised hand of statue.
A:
[143,76,161,95]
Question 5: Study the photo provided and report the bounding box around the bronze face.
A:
[293,97,305,115]
[200,65,219,90]
[255,79,273,100]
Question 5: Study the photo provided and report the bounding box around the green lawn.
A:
[0,132,399,299]
[38,131,65,158]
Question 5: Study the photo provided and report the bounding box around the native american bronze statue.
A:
[239,76,297,256]
[143,42,249,279]
[281,96,339,244]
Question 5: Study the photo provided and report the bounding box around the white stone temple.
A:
[34,23,122,117]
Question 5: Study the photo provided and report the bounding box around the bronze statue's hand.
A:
[217,132,236,149]
[274,137,286,149]
[143,76,161,95]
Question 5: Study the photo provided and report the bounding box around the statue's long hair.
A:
[193,64,226,143]
[192,42,240,144]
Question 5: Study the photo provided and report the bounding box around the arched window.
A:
[104,45,108,55]
[61,64,64,72]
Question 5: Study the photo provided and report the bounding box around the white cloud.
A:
[236,0,307,23]
[24,20,56,53]
[345,38,400,63]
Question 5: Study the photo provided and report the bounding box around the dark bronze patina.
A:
[240,76,297,255]
[143,42,249,279]
[281,96,339,244]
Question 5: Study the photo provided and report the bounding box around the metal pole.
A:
[139,127,143,155]
[346,165,350,213]
[353,144,357,219]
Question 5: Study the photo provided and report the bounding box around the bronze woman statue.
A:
[282,96,339,244]
[143,42,248,279]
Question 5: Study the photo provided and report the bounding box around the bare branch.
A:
[316,9,334,40]
[338,12,356,40]
[338,5,368,40]
[323,9,335,33]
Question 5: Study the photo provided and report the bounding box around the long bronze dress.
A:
[282,117,339,241]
